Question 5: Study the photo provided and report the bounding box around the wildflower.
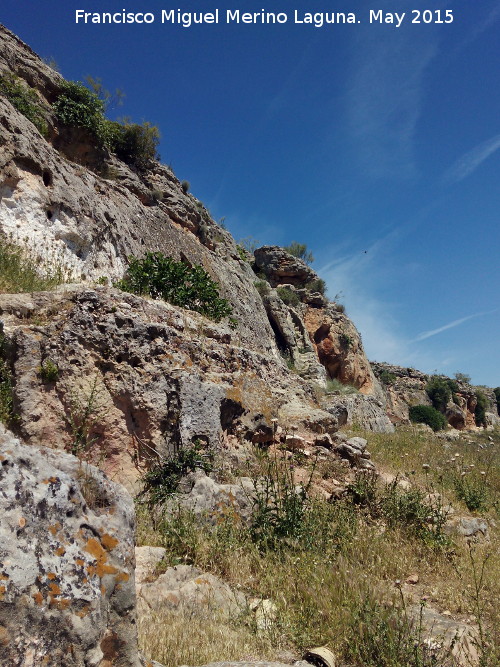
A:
[422,463,430,470]
[480,471,486,476]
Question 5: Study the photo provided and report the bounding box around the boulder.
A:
[0,426,141,666]
[137,565,246,619]
[254,246,316,288]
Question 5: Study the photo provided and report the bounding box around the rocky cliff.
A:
[0,22,394,494]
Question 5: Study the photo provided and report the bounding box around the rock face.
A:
[254,246,317,288]
[372,363,499,430]
[0,425,141,666]
[304,306,380,395]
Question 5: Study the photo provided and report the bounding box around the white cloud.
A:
[346,1,438,178]
[443,133,500,183]
[412,310,497,342]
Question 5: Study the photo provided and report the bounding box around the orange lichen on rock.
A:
[0,585,6,600]
[55,546,66,556]
[33,591,43,606]
[84,538,118,578]
[48,522,61,536]
[100,533,119,551]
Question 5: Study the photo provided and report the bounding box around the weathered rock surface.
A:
[254,246,316,288]
[304,306,380,396]
[372,363,499,430]
[326,394,394,433]
[137,564,246,619]
[0,425,141,666]
[409,604,479,667]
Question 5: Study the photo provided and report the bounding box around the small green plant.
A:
[304,278,326,295]
[325,378,358,395]
[0,72,48,135]
[0,237,65,293]
[454,372,471,384]
[249,450,316,551]
[254,280,270,296]
[181,180,190,194]
[237,236,260,254]
[96,276,109,285]
[283,241,314,265]
[140,442,214,507]
[65,375,105,461]
[228,317,238,330]
[116,252,232,322]
[236,245,248,262]
[409,405,447,431]
[475,390,488,428]
[106,119,160,169]
[494,387,500,416]
[276,286,300,308]
[280,349,296,372]
[339,331,353,349]
[379,369,397,385]
[149,189,164,204]
[0,334,14,426]
[38,359,59,383]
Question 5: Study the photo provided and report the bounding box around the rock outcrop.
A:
[372,362,499,430]
[0,425,141,666]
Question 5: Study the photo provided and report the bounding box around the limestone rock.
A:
[137,564,246,619]
[254,246,316,288]
[174,471,255,523]
[326,395,394,434]
[304,306,380,396]
[0,425,141,666]
[135,546,167,585]
[444,516,489,541]
[409,604,479,667]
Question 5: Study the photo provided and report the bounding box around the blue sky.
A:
[2,0,499,386]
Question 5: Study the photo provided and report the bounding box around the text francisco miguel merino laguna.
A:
[75,8,425,28]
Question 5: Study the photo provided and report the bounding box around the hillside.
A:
[0,24,499,667]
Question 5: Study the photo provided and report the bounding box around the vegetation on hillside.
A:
[0,72,48,135]
[116,252,232,322]
[137,426,500,667]
[53,80,160,169]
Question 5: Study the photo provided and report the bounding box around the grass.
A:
[0,237,66,293]
[136,430,500,666]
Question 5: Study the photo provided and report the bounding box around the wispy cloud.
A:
[412,310,496,342]
[443,133,500,183]
[346,0,439,178]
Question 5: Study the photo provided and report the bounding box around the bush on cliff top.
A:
[116,252,232,322]
[53,80,160,169]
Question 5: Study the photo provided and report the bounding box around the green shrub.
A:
[53,81,106,141]
[140,442,213,507]
[325,378,358,395]
[304,278,326,295]
[0,72,47,135]
[38,359,59,383]
[454,473,490,512]
[181,180,190,194]
[0,237,65,293]
[379,369,397,385]
[283,241,314,265]
[339,331,353,349]
[494,387,500,415]
[116,252,232,322]
[454,371,471,384]
[276,286,300,307]
[254,280,270,296]
[106,119,160,170]
[475,390,488,427]
[409,404,447,431]
[425,375,457,412]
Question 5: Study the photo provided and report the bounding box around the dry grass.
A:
[136,427,500,666]
[0,236,66,293]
